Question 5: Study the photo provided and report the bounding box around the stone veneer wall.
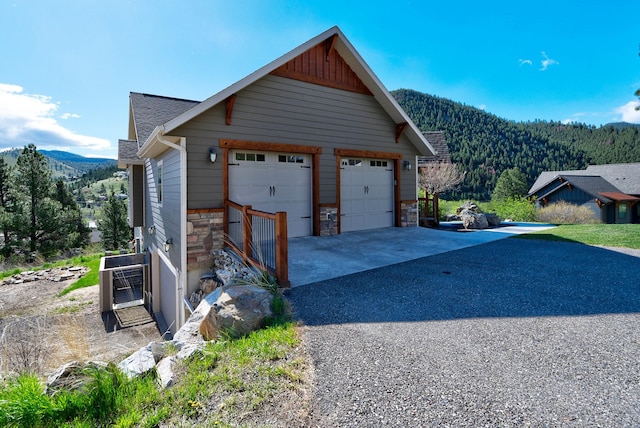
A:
[186,209,225,270]
[319,205,338,236]
[400,200,418,227]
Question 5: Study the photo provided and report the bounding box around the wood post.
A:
[242,205,252,261]
[275,211,289,287]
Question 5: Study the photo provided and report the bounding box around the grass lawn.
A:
[517,224,640,249]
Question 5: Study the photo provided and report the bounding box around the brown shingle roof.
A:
[418,131,450,165]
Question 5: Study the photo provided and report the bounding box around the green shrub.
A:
[483,197,537,222]
[535,201,600,224]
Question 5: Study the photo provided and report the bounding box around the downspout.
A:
[156,129,188,331]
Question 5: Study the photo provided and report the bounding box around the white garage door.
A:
[228,151,312,238]
[340,158,394,232]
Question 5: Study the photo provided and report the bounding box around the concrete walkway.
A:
[288,223,555,287]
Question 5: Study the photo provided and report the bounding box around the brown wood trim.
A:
[222,147,230,238]
[394,159,401,227]
[313,154,320,236]
[400,199,418,204]
[319,203,338,208]
[325,34,337,60]
[270,39,373,96]
[334,148,402,160]
[225,94,237,125]
[186,207,224,214]
[395,122,408,143]
[220,139,322,154]
[336,154,342,234]
[275,212,289,287]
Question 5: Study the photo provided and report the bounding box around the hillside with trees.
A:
[392,89,640,200]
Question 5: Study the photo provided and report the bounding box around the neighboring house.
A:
[418,131,450,166]
[528,163,640,224]
[117,26,435,334]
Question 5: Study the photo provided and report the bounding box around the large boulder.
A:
[46,360,108,394]
[485,213,502,226]
[199,285,274,341]
[460,209,489,229]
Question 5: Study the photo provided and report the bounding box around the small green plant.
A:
[536,201,600,224]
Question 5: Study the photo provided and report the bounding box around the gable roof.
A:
[117,139,144,168]
[534,175,621,204]
[138,26,435,158]
[418,131,450,165]
[528,162,640,196]
[129,93,199,145]
[585,163,640,195]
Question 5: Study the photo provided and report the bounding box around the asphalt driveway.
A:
[286,237,640,427]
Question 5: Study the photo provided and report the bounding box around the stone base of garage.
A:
[400,200,418,227]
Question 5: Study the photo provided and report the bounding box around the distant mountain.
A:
[391,89,640,200]
[602,122,640,131]
[0,148,118,180]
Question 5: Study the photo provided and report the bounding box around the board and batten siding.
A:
[173,74,421,210]
[143,149,182,267]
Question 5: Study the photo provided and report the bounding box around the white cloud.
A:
[0,84,110,152]
[478,104,487,111]
[614,100,640,123]
[518,59,533,66]
[539,51,559,71]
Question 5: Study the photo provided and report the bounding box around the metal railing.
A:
[224,199,289,287]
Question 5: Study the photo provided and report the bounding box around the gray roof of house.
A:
[528,162,640,196]
[418,131,450,165]
[130,92,199,144]
[118,139,143,168]
[585,163,640,195]
[535,175,620,204]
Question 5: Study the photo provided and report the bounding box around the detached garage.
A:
[119,26,436,332]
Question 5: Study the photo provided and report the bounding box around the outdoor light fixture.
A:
[164,238,173,252]
[148,225,155,235]
[209,148,217,163]
[403,160,412,171]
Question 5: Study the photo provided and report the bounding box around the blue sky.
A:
[1,0,639,159]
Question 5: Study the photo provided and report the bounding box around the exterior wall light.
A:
[403,160,412,171]
[209,148,217,163]
[148,225,155,235]
[164,238,173,252]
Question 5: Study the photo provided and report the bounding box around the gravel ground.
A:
[287,238,640,427]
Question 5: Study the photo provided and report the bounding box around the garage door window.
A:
[370,160,388,167]
[342,159,363,167]
[235,152,266,162]
[278,155,305,164]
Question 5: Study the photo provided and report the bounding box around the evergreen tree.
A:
[0,158,14,254]
[97,192,131,250]
[11,144,64,255]
[492,168,529,201]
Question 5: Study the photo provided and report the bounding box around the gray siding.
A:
[173,74,421,209]
[143,149,182,268]
[128,164,144,227]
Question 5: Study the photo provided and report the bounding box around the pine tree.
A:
[492,168,529,201]
[11,144,62,254]
[97,192,131,250]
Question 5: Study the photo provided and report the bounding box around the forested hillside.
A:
[392,89,640,200]
[0,148,116,180]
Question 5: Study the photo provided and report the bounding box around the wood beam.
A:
[395,122,408,143]
[225,94,237,125]
[325,34,337,60]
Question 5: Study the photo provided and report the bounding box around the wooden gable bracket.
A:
[395,122,408,143]
[595,198,602,208]
[225,94,237,125]
[325,34,337,61]
[567,183,573,191]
